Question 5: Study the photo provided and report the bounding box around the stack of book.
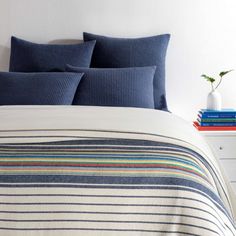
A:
[194,109,236,131]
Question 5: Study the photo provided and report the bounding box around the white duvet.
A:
[0,105,235,236]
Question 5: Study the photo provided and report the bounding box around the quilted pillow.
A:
[83,32,170,111]
[0,72,83,105]
[66,64,156,109]
[9,36,96,72]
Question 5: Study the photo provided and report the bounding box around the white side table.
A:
[199,130,236,194]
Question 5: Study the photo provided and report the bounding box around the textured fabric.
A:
[0,72,83,105]
[66,65,155,108]
[83,32,170,111]
[0,106,235,235]
[9,36,96,72]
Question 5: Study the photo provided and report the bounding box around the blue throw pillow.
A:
[83,32,170,111]
[66,65,156,109]
[0,72,83,105]
[9,36,96,72]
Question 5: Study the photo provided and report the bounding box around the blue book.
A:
[200,123,236,127]
[199,109,236,118]
[197,119,236,127]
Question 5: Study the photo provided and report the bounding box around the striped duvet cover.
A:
[0,106,235,236]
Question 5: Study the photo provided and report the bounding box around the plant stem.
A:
[211,82,214,92]
[215,77,223,90]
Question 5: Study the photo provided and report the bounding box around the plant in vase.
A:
[201,70,233,110]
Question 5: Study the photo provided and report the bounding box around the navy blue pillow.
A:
[0,72,83,105]
[66,65,156,109]
[9,36,96,72]
[83,32,170,111]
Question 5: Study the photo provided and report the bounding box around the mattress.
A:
[0,106,235,236]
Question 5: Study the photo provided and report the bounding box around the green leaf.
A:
[219,70,233,77]
[201,74,215,83]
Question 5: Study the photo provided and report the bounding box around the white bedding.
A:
[0,106,235,235]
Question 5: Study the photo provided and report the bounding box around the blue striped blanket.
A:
[0,106,235,236]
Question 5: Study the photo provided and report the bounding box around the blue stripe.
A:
[0,218,224,234]
[0,223,220,235]
[0,227,205,235]
[0,175,227,215]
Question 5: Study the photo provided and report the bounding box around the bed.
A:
[0,105,235,235]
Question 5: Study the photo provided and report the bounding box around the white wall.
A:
[0,0,236,121]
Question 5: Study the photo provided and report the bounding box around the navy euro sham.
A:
[0,72,83,105]
[9,36,96,72]
[66,65,156,109]
[83,32,170,111]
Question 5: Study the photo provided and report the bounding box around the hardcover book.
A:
[197,118,236,126]
[200,118,236,122]
[199,109,236,118]
[193,121,236,131]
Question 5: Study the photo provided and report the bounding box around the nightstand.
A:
[199,130,236,194]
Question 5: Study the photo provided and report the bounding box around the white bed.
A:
[0,106,235,235]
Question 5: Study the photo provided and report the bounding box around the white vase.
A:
[207,90,222,110]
